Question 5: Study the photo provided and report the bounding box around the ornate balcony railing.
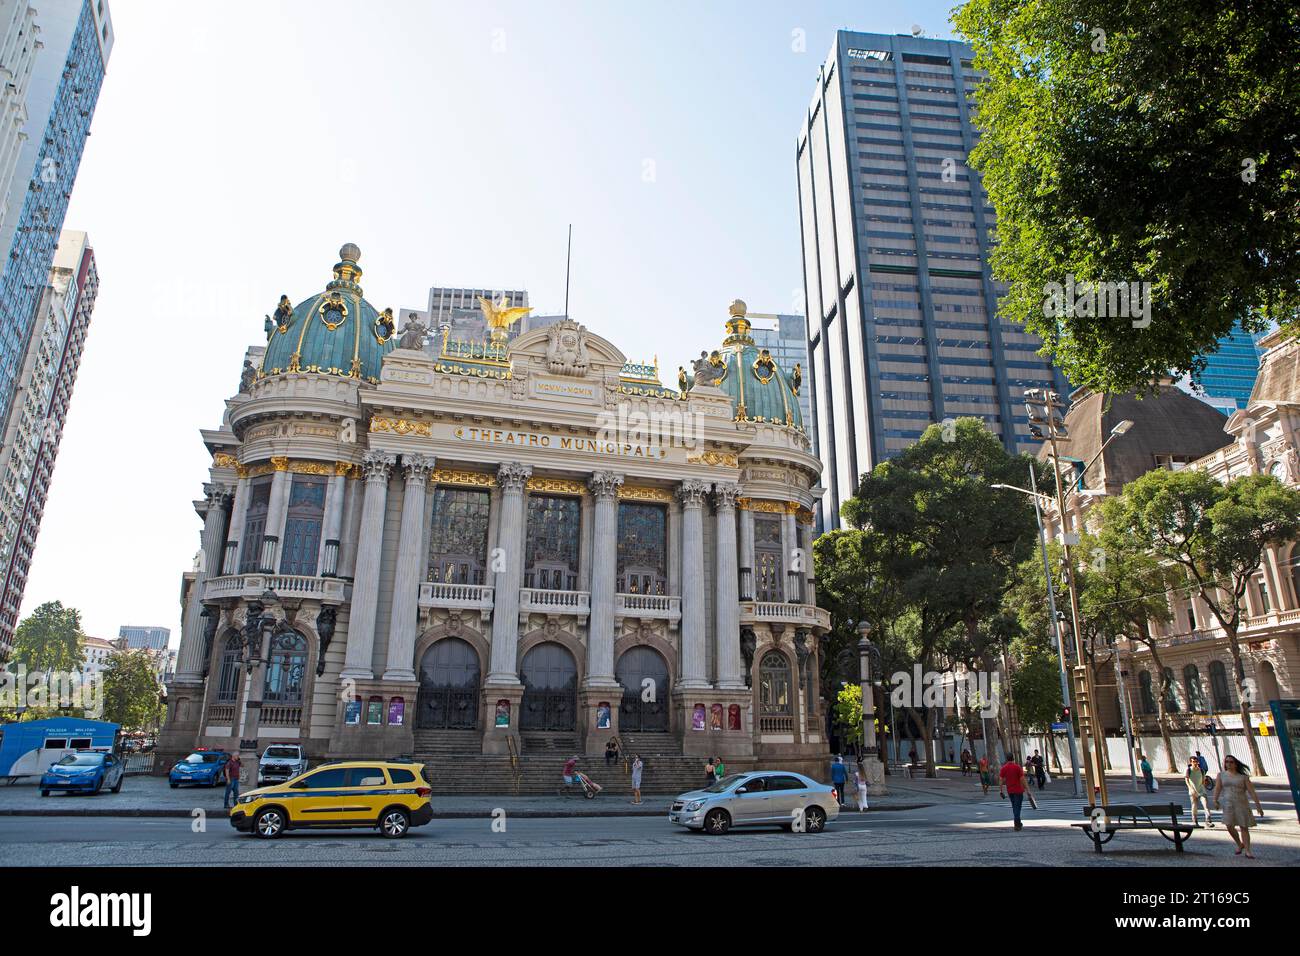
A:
[260,704,302,727]
[206,704,235,725]
[759,714,794,734]
[519,588,590,623]
[203,573,348,604]
[615,593,682,629]
[419,581,494,620]
[740,601,830,630]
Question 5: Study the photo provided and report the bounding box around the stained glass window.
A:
[280,475,326,576]
[525,494,581,590]
[263,630,308,704]
[760,651,792,716]
[754,515,784,602]
[239,477,272,573]
[428,487,491,584]
[617,503,666,595]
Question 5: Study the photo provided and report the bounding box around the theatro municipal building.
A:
[160,245,831,780]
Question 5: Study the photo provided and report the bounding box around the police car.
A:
[40,750,125,796]
[168,748,230,788]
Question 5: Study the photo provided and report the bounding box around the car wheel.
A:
[703,808,731,835]
[91,778,103,796]
[803,806,827,833]
[111,776,123,794]
[254,807,286,839]
[379,808,410,839]
[40,789,49,797]
[169,783,178,789]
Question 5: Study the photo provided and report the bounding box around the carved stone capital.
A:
[676,478,710,508]
[497,461,533,493]
[402,453,437,484]
[203,482,232,509]
[713,481,741,510]
[361,450,397,482]
[588,471,625,500]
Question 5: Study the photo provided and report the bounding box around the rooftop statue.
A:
[478,294,532,345]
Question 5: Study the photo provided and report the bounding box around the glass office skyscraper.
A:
[1191,320,1263,411]
[0,0,112,434]
[797,31,1066,529]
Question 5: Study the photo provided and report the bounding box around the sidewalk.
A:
[0,775,935,818]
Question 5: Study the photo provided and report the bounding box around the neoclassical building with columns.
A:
[160,244,831,776]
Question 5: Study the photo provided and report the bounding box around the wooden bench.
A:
[1072,803,1195,853]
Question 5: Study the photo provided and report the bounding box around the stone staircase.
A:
[411,729,480,755]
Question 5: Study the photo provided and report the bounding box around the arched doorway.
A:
[416,638,480,729]
[520,642,577,731]
[616,646,670,732]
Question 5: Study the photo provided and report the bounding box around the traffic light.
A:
[1062,706,1071,722]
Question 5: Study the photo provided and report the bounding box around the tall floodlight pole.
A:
[1113,641,1139,791]
[1025,388,1108,807]
[1028,463,1082,797]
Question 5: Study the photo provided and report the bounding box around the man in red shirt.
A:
[998,754,1028,830]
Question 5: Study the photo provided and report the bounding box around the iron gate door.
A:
[519,642,577,731]
[416,638,480,730]
[616,645,670,732]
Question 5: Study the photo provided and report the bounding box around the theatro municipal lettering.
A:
[454,425,666,459]
[162,244,830,787]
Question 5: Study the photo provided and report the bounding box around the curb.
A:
[0,803,933,820]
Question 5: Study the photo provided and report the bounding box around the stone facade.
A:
[160,248,831,780]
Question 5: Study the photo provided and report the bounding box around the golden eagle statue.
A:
[478,294,532,344]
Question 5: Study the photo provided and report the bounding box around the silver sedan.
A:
[668,770,840,834]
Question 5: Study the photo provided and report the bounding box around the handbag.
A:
[1152,777,1160,791]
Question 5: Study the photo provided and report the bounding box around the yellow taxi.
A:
[229,760,433,839]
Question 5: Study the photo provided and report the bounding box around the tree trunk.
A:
[1144,641,1181,772]
[1047,731,1063,773]
[924,706,939,778]
[1225,629,1266,772]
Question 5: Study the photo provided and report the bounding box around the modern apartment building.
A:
[118,625,171,652]
[1176,320,1264,414]
[0,2,40,231]
[0,230,98,659]
[797,30,1066,529]
[0,0,111,433]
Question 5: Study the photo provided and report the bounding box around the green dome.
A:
[707,300,804,430]
[259,244,395,384]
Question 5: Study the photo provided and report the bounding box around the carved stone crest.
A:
[546,320,590,376]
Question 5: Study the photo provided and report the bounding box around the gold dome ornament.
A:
[752,348,777,384]
[723,298,753,347]
[791,362,802,395]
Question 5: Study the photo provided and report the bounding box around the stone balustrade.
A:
[614,592,682,628]
[518,587,590,623]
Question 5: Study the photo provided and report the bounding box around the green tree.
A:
[953,0,1300,392]
[101,651,166,733]
[1107,469,1300,769]
[12,601,84,675]
[834,683,864,749]
[839,418,1043,774]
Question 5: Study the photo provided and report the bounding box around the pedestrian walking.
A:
[630,754,644,805]
[561,754,580,797]
[1213,755,1264,859]
[960,749,972,776]
[703,757,716,789]
[830,755,848,806]
[1185,757,1214,828]
[713,757,726,782]
[998,753,1028,831]
[1032,751,1046,790]
[1138,752,1155,792]
[977,755,992,795]
[223,752,242,810]
[854,765,869,812]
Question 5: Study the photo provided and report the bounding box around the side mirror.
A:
[735,786,748,795]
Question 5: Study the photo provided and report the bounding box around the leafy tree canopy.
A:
[12,601,84,674]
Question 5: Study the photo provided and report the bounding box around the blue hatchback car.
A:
[40,751,125,796]
[168,749,229,788]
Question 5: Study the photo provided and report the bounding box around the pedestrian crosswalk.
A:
[1026,796,1089,815]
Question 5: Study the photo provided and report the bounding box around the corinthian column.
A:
[176,483,231,683]
[383,454,436,681]
[486,462,532,685]
[713,482,744,689]
[340,451,396,679]
[677,479,711,688]
[586,471,624,688]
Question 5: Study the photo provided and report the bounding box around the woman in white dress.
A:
[1212,755,1264,858]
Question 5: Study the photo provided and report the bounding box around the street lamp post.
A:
[1112,641,1139,791]
[856,621,886,795]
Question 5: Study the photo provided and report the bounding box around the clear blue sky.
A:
[23,0,963,642]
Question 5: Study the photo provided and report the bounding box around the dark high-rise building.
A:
[797,30,1066,529]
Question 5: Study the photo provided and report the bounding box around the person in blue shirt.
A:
[830,756,848,806]
[1195,751,1209,774]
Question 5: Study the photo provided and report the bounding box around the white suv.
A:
[257,743,308,785]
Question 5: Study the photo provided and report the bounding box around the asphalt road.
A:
[3,797,1296,866]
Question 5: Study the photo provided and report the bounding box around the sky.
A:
[21,0,963,645]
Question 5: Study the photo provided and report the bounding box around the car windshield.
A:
[704,774,748,793]
[183,752,221,764]
[264,747,298,758]
[55,754,103,767]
